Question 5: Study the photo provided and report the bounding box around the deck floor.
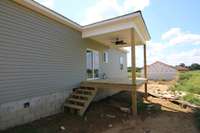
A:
[80,78,147,91]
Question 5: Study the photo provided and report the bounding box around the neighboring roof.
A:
[145,61,176,70]
[176,66,189,71]
[14,0,150,40]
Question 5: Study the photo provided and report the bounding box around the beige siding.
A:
[101,49,128,79]
[0,0,128,104]
[141,62,177,80]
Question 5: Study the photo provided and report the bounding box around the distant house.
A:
[176,66,190,72]
[141,61,177,81]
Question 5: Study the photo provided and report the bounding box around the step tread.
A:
[80,87,96,90]
[71,93,91,97]
[68,98,87,103]
[64,103,83,110]
[77,89,94,92]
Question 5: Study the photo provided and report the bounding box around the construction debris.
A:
[144,129,151,133]
[108,124,113,128]
[84,116,88,121]
[146,104,154,111]
[150,89,185,100]
[170,99,200,109]
[106,114,116,119]
[60,126,66,130]
[120,107,131,113]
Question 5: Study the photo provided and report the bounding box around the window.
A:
[120,56,124,70]
[103,51,108,63]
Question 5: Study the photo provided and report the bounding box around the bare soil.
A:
[1,81,199,133]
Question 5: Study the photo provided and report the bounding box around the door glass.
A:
[86,50,93,79]
[86,49,99,79]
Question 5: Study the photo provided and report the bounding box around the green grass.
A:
[171,71,200,106]
[171,71,200,94]
[182,94,200,106]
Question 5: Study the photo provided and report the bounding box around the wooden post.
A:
[131,29,137,115]
[143,44,148,100]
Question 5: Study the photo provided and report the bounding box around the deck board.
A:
[80,78,147,91]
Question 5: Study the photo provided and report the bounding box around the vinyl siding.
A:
[101,49,128,79]
[0,0,128,104]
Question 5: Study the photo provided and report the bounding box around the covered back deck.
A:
[65,11,150,116]
[81,11,150,115]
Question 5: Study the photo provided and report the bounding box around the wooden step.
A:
[72,93,90,97]
[65,87,97,116]
[80,87,95,90]
[75,89,93,95]
[71,93,90,99]
[68,98,87,103]
[64,103,83,110]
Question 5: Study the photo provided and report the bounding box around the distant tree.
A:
[189,63,200,70]
[179,63,186,67]
[127,67,141,72]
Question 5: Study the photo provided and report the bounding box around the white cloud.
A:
[164,48,200,65]
[125,40,200,67]
[82,0,150,25]
[125,41,167,67]
[162,28,200,45]
[123,0,150,12]
[83,0,121,25]
[35,0,55,9]
[146,41,167,53]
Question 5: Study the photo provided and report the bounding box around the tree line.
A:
[178,63,200,71]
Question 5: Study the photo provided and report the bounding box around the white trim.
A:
[83,12,141,29]
[82,21,135,38]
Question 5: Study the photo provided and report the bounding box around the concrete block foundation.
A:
[0,91,69,130]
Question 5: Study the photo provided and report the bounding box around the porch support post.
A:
[131,29,137,115]
[144,44,148,100]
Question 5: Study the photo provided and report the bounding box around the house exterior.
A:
[0,0,150,130]
[141,61,177,81]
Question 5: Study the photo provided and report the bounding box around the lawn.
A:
[171,71,200,105]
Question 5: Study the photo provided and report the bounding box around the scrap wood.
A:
[149,92,200,109]
[148,92,179,100]
[169,99,200,109]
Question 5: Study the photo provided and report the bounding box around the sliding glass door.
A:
[86,49,99,80]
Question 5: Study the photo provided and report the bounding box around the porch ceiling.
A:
[89,29,142,47]
[82,11,151,47]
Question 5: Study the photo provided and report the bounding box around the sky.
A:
[35,0,200,67]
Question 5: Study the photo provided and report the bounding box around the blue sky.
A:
[35,0,200,67]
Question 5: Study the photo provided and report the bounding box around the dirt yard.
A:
[1,81,199,133]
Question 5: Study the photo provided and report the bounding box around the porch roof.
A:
[82,11,151,47]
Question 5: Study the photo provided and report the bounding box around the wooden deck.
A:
[80,78,147,91]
